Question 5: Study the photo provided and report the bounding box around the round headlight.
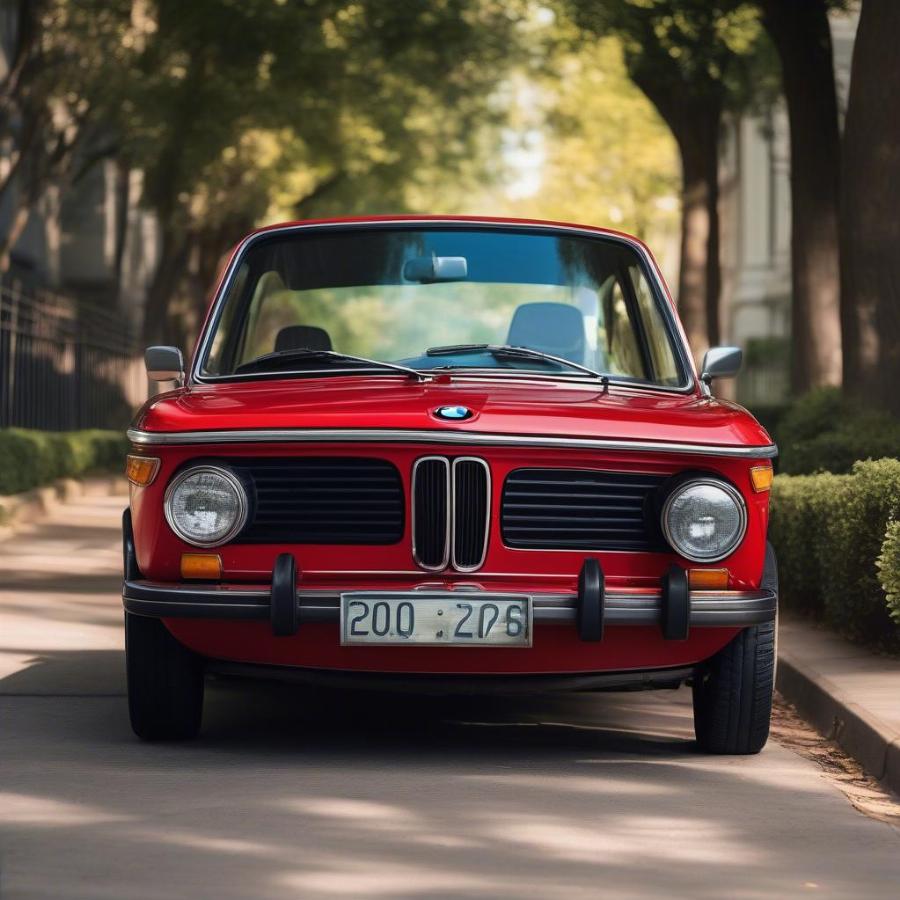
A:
[661,478,747,563]
[164,466,248,547]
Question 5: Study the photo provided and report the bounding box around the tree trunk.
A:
[674,107,721,361]
[631,66,722,364]
[839,0,900,412]
[760,0,842,394]
[112,159,131,300]
[142,232,190,346]
[0,195,32,272]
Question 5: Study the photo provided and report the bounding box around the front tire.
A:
[126,612,204,740]
[692,544,778,755]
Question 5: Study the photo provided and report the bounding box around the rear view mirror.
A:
[700,346,742,384]
[403,256,468,282]
[145,346,184,384]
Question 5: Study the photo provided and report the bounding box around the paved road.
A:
[1,493,899,899]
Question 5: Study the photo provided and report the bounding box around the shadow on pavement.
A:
[3,650,900,899]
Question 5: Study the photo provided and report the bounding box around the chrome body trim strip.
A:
[122,580,776,627]
[127,427,777,459]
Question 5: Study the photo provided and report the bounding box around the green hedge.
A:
[769,458,900,651]
[879,521,900,625]
[771,388,900,475]
[0,429,128,496]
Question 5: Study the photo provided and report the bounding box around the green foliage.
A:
[0,429,127,496]
[119,1,522,233]
[498,34,681,250]
[107,0,527,340]
[879,521,900,625]
[774,388,900,475]
[769,459,900,651]
[564,0,780,124]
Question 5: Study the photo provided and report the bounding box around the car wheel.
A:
[692,543,778,755]
[126,612,204,740]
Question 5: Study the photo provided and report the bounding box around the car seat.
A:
[274,325,333,353]
[506,302,586,364]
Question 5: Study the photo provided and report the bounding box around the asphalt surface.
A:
[1,493,899,899]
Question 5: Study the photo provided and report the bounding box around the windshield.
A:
[200,226,687,387]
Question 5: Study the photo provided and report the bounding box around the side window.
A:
[204,263,248,375]
[238,272,300,364]
[629,266,681,385]
[601,278,646,379]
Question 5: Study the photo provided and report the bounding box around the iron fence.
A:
[0,282,144,431]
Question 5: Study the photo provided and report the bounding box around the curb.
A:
[777,650,900,797]
[0,475,128,537]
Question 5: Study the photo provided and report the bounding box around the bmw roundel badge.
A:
[435,405,473,421]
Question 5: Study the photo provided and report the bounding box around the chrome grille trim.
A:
[451,457,491,572]
[411,456,451,571]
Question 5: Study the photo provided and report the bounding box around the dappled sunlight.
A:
[282,797,421,833]
[460,771,678,797]
[276,856,573,899]
[2,490,899,898]
[480,812,760,866]
[0,792,133,827]
[142,827,277,857]
[574,749,829,798]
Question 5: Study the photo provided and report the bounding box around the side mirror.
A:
[700,346,742,385]
[145,346,184,385]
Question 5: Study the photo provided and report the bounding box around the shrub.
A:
[0,429,127,495]
[769,459,900,651]
[773,387,900,475]
[879,521,900,625]
[768,472,850,616]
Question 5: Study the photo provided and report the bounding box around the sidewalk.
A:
[778,615,900,796]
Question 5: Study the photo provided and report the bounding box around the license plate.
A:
[340,592,532,647]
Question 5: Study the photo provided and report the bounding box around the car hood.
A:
[131,376,772,450]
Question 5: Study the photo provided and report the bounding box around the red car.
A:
[123,216,778,752]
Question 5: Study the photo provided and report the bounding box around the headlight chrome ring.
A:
[661,477,747,563]
[163,464,248,548]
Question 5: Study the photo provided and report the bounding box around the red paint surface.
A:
[134,377,770,448]
[130,216,773,676]
[130,441,770,589]
[164,619,739,674]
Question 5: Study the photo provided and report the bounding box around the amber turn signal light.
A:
[125,454,160,487]
[180,553,223,580]
[750,465,774,493]
[688,568,729,590]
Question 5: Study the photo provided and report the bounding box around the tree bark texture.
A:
[761,0,843,394]
[839,0,900,412]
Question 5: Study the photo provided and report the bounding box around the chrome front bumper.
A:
[122,579,776,630]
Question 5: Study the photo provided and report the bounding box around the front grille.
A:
[501,468,665,551]
[452,459,490,570]
[234,457,404,544]
[412,457,450,569]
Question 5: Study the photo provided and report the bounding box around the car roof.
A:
[242,215,650,252]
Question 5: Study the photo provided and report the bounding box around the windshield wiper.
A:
[234,348,428,381]
[426,343,608,383]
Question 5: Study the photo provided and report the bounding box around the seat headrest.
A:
[506,302,585,364]
[274,325,333,353]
